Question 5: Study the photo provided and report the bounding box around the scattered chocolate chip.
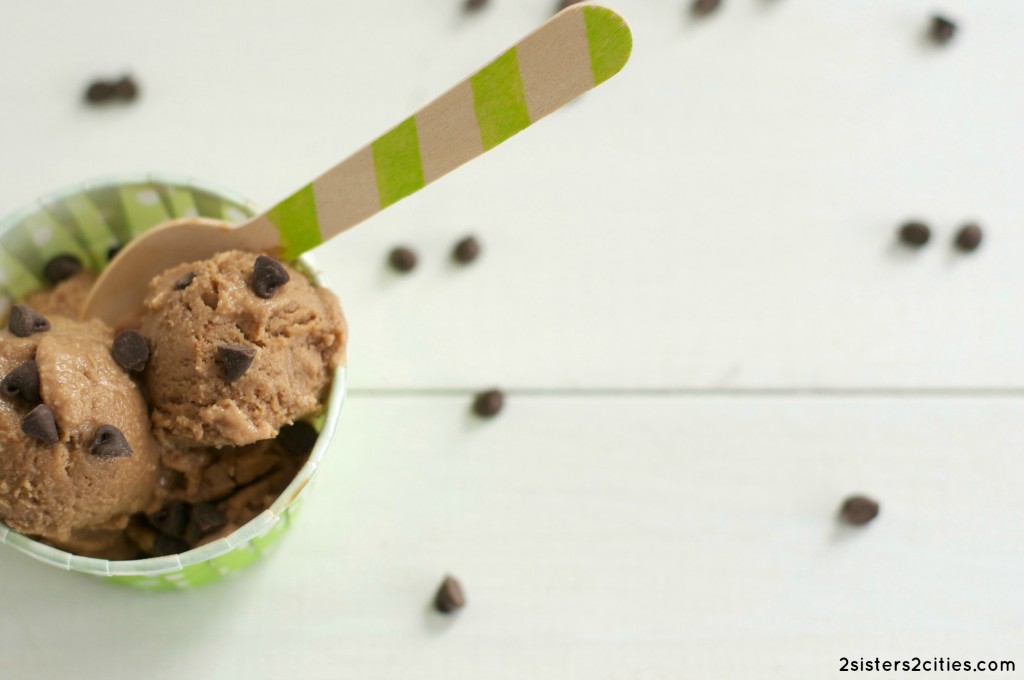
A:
[174,271,196,290]
[42,254,83,284]
[472,389,505,418]
[107,243,122,261]
[954,223,983,252]
[840,495,880,526]
[898,221,931,247]
[465,0,488,10]
[1,360,40,404]
[691,0,722,17]
[113,75,138,101]
[85,80,116,103]
[21,404,59,445]
[251,255,290,298]
[112,330,149,372]
[90,424,133,458]
[434,575,466,614]
[453,236,481,264]
[153,534,190,556]
[218,345,257,382]
[8,305,50,338]
[929,15,957,45]
[388,246,418,273]
[278,421,319,457]
[186,503,229,542]
[148,501,190,539]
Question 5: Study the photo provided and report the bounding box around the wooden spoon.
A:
[82,4,632,326]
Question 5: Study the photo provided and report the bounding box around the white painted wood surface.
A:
[1,1,1022,678]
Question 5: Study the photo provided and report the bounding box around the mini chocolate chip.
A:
[107,243,122,261]
[148,501,190,539]
[388,246,418,273]
[174,271,196,290]
[186,503,229,542]
[954,223,983,252]
[472,389,505,418]
[251,255,290,298]
[1,360,40,403]
[453,236,481,264]
[112,330,149,372]
[898,221,930,247]
[113,75,138,101]
[85,80,116,103]
[8,305,50,338]
[91,424,133,457]
[434,575,466,614]
[279,421,319,457]
[691,0,722,17]
[153,534,190,556]
[218,345,256,382]
[21,404,59,445]
[465,0,488,10]
[930,15,956,44]
[43,254,83,284]
[840,495,880,526]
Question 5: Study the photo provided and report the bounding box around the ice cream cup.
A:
[0,173,345,590]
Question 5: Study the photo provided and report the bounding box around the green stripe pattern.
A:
[371,117,426,208]
[583,6,633,86]
[266,183,323,261]
[470,48,531,151]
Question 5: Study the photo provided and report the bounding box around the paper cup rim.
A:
[0,172,346,577]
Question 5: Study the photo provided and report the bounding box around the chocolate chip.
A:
[388,246,418,273]
[929,15,956,45]
[898,221,930,247]
[251,255,290,298]
[148,501,190,538]
[1,360,40,404]
[153,534,190,556]
[954,223,983,252]
[453,236,481,264]
[472,389,505,418]
[465,0,488,10]
[21,404,58,445]
[107,244,122,261]
[174,271,196,290]
[112,330,149,372]
[85,80,116,103]
[186,503,229,542]
[218,345,256,382]
[555,0,583,11]
[691,0,722,17]
[279,421,319,457]
[90,424,133,457]
[113,75,138,101]
[42,254,83,284]
[840,495,879,526]
[434,575,466,614]
[8,305,50,338]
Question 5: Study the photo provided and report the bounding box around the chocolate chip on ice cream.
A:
[251,255,291,299]
[278,421,319,458]
[111,330,150,372]
[90,425,133,458]
[186,502,228,543]
[174,271,196,290]
[21,404,59,445]
[1,360,40,404]
[42,254,83,284]
[148,501,190,538]
[218,345,257,382]
[8,305,50,338]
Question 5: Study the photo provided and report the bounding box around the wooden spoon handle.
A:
[258,4,631,260]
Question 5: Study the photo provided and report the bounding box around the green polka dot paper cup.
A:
[0,174,345,590]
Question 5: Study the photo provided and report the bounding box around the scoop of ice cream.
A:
[21,270,97,319]
[0,314,162,553]
[140,251,346,448]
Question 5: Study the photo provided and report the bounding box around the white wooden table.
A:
[1,1,1022,677]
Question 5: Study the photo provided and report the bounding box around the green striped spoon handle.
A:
[260,3,631,260]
